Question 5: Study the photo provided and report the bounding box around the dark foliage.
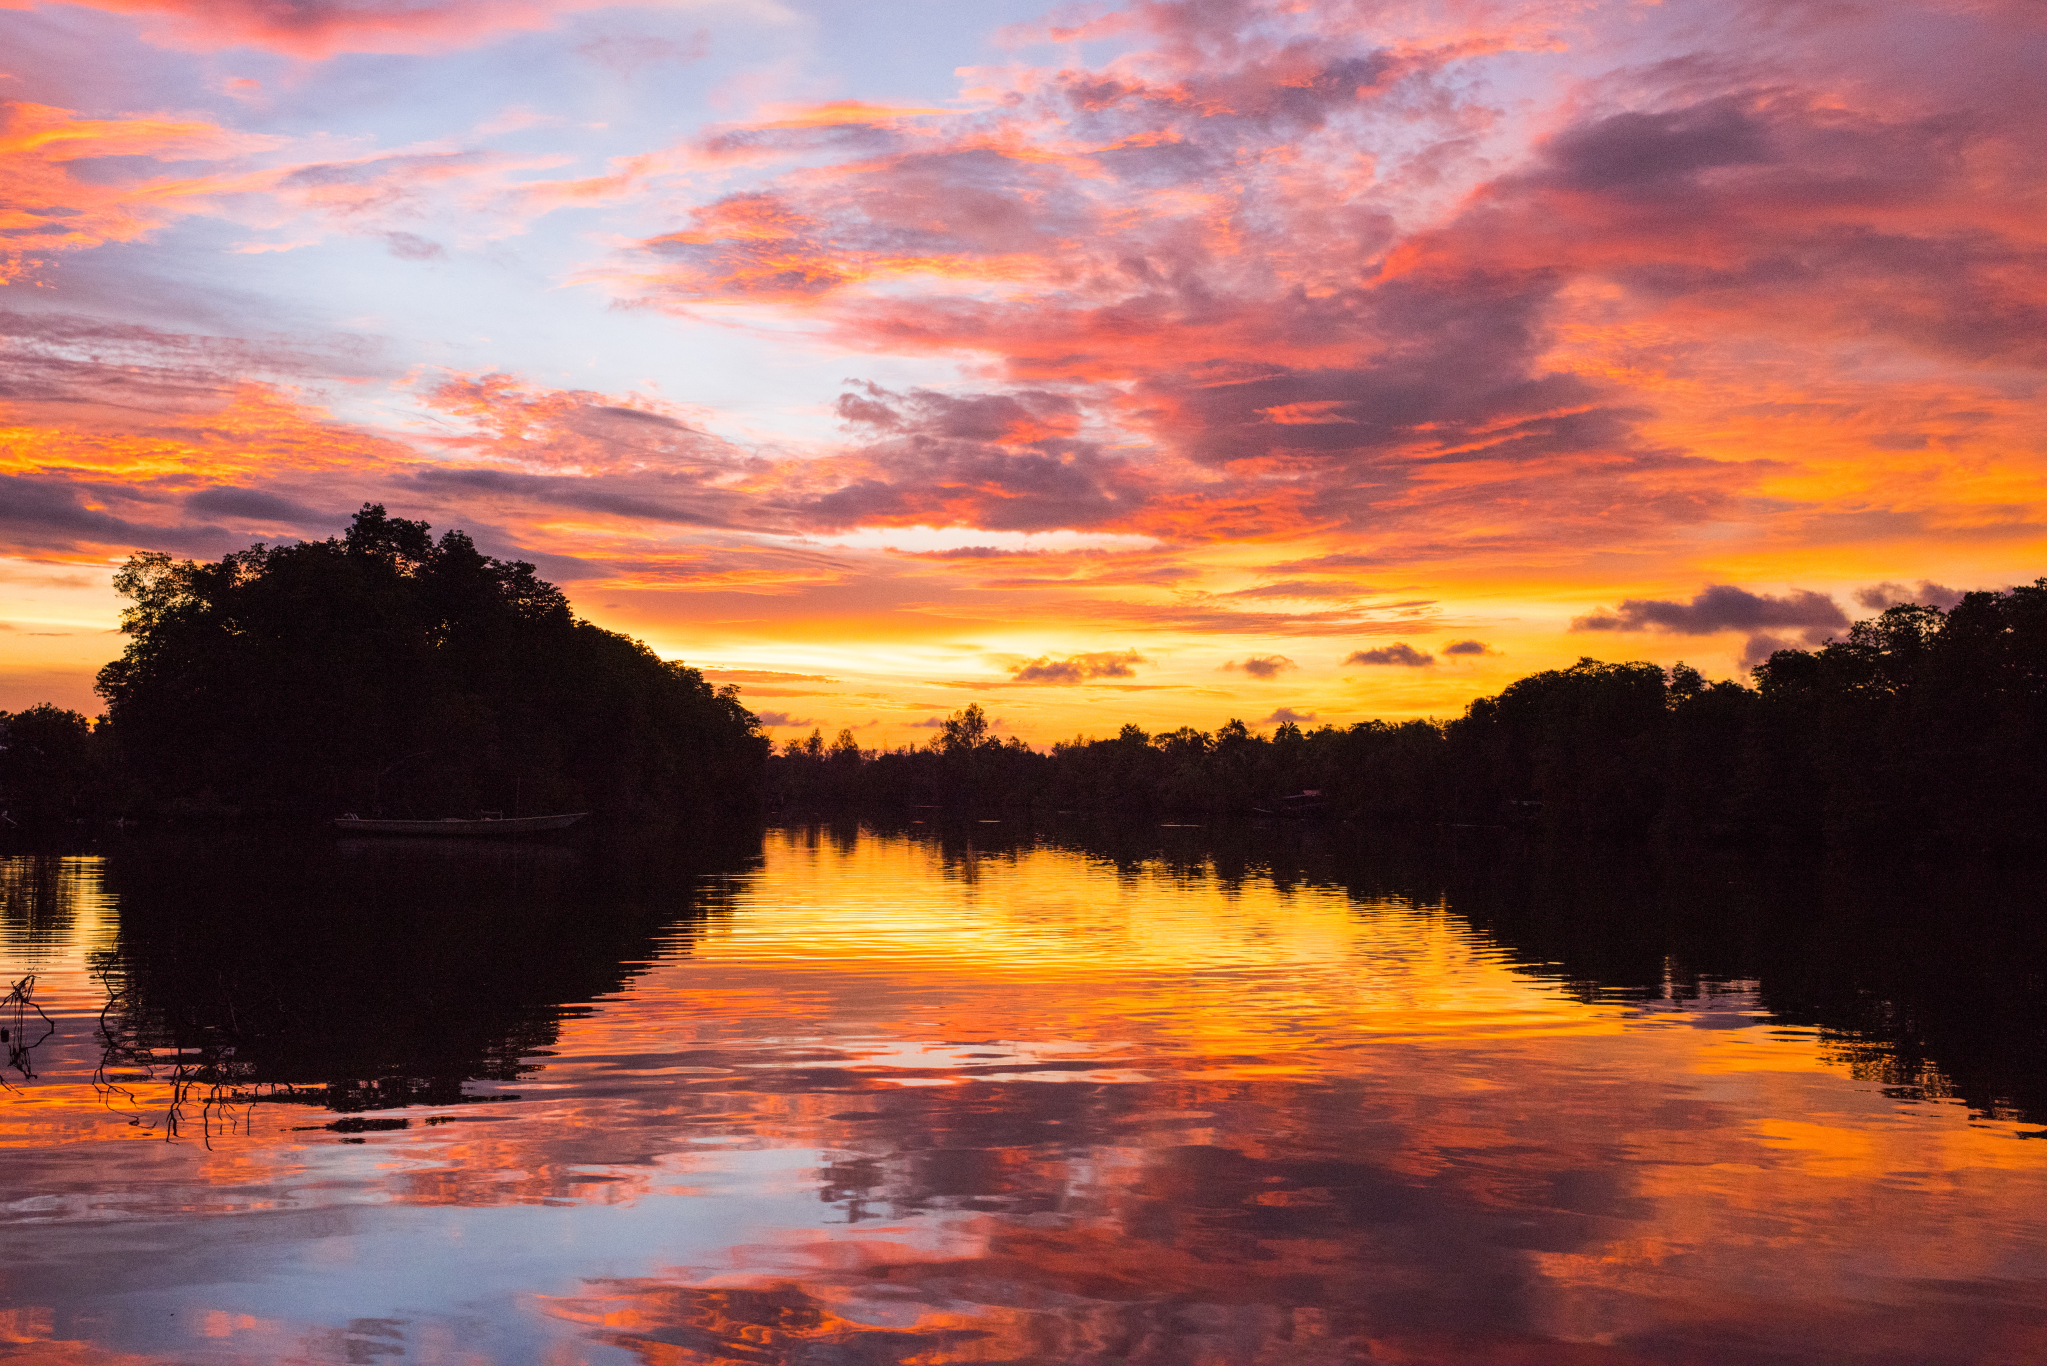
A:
[0,704,118,824]
[88,504,767,822]
[11,551,2039,849]
[770,583,2047,853]
[90,826,756,1115]
[1745,588,2047,849]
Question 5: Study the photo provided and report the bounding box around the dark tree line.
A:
[0,703,118,825]
[8,546,2039,848]
[1,505,766,825]
[769,582,2047,853]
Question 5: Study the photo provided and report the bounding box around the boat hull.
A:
[331,813,587,836]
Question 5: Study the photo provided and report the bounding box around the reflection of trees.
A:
[1395,837,2047,1125]
[789,818,2047,1128]
[0,855,85,960]
[558,822,2047,1365]
[92,827,756,1132]
[954,817,2047,1126]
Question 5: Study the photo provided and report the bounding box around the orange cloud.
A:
[0,382,418,559]
[0,100,278,282]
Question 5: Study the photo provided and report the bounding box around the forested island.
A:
[1,508,2041,854]
[0,506,765,825]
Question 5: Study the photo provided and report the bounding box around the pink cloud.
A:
[554,0,2045,568]
[771,383,1149,534]
[26,0,691,59]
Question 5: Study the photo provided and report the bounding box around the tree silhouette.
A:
[92,504,767,822]
[763,581,2047,853]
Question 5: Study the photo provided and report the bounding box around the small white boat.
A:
[332,812,587,836]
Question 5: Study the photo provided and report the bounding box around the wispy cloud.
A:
[0,100,282,283]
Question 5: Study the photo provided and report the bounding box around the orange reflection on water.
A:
[3,832,2046,1365]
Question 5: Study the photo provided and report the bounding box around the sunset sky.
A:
[2,0,2042,745]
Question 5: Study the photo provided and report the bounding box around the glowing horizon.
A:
[3,0,2042,745]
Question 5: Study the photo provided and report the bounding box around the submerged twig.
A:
[90,962,262,1145]
[3,974,57,1086]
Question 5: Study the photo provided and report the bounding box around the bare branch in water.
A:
[3,974,56,1086]
[91,963,263,1146]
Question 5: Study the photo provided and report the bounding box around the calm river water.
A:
[3,823,2045,1365]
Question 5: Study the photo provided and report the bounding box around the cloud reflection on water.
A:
[0,828,2045,1364]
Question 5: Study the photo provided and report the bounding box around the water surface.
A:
[3,825,2045,1365]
